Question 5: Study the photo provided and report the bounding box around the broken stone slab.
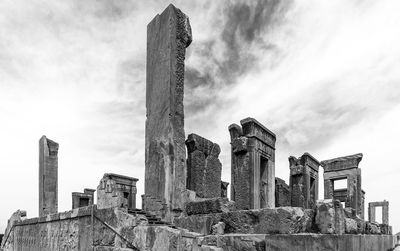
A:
[175,207,314,235]
[365,221,381,234]
[379,224,392,235]
[186,133,222,198]
[131,225,202,251]
[1,210,27,247]
[221,207,314,234]
[185,197,236,216]
[345,218,359,234]
[173,214,221,235]
[211,222,226,235]
[200,245,223,251]
[315,199,345,234]
[200,234,266,251]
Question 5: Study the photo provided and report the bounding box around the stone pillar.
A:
[289,152,320,209]
[229,117,276,210]
[144,4,192,220]
[382,201,389,225]
[186,133,222,198]
[39,136,59,217]
[368,203,376,223]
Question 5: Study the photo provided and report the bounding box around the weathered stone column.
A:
[145,4,192,219]
[368,203,376,223]
[229,118,276,210]
[289,152,320,209]
[185,133,222,198]
[39,135,59,216]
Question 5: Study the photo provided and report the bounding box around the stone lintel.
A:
[103,173,138,186]
[84,188,96,195]
[369,201,389,207]
[72,192,92,198]
[185,133,221,157]
[321,153,363,172]
[323,168,361,180]
[240,117,276,148]
[301,152,320,172]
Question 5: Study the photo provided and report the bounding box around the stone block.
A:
[185,198,235,216]
[200,245,223,251]
[365,221,381,234]
[321,153,363,172]
[211,222,225,235]
[379,224,392,235]
[221,207,313,234]
[344,218,358,234]
[315,199,345,234]
[186,133,222,198]
[174,214,221,235]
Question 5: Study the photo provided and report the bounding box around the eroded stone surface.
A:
[315,199,345,234]
[322,153,364,219]
[97,173,138,211]
[186,133,222,198]
[185,197,236,216]
[145,4,192,221]
[39,136,59,217]
[229,118,276,210]
[275,177,290,207]
[289,153,320,209]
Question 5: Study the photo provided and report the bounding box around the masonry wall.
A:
[1,206,200,251]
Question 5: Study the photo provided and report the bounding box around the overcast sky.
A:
[1,0,399,234]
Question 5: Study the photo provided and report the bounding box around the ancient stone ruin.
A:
[321,153,365,219]
[229,118,276,210]
[1,4,395,251]
[72,188,95,209]
[186,133,222,199]
[369,200,390,225]
[289,152,320,209]
[39,135,59,217]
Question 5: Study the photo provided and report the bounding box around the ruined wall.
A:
[1,206,201,251]
[145,4,192,219]
[186,133,222,198]
[229,118,276,210]
[275,177,290,207]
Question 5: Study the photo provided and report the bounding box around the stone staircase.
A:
[128,208,175,227]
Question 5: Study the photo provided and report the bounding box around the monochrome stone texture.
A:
[39,136,59,217]
[0,4,395,251]
[144,4,192,220]
[229,117,276,210]
[186,133,222,198]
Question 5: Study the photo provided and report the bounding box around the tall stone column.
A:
[39,136,59,216]
[145,4,192,220]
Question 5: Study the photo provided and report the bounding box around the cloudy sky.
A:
[1,0,399,233]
